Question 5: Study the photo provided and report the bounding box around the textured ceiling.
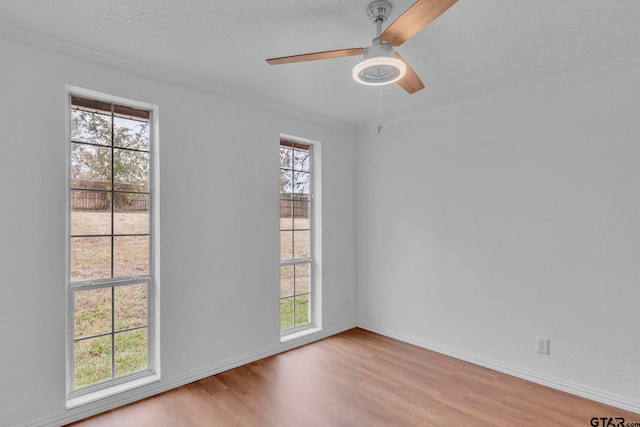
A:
[1,0,640,128]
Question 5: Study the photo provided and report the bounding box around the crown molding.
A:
[362,50,640,133]
[0,19,355,134]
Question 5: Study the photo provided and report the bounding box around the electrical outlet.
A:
[537,337,550,355]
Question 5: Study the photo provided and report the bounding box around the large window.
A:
[280,139,314,333]
[67,94,156,397]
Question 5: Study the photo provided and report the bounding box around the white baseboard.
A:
[18,321,356,427]
[357,321,640,415]
[20,319,638,427]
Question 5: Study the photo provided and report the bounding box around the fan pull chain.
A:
[377,86,383,133]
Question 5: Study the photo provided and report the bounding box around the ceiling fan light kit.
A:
[352,39,406,86]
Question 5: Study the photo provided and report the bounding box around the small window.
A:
[280,139,315,333]
[67,94,156,396]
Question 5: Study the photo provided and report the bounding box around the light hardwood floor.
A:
[67,328,639,426]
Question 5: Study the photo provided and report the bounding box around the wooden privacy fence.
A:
[280,194,310,218]
[72,191,108,210]
[72,191,148,211]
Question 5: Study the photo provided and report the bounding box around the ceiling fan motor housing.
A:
[364,39,395,61]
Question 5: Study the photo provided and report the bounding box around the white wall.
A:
[0,37,357,427]
[356,55,640,410]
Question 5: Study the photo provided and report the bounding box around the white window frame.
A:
[280,134,322,339]
[65,86,161,408]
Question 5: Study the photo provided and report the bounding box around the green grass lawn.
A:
[280,217,311,330]
[73,282,148,387]
[71,210,150,388]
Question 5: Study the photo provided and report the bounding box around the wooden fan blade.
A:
[381,0,458,47]
[266,48,364,65]
[395,52,425,94]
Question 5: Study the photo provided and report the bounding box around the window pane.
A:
[114,328,147,377]
[293,148,310,172]
[70,236,111,282]
[293,202,310,227]
[71,191,111,235]
[280,297,294,330]
[295,263,310,295]
[71,143,112,190]
[74,335,112,388]
[113,236,149,278]
[281,265,294,298]
[114,116,149,151]
[71,109,111,146]
[280,169,293,195]
[293,230,310,259]
[113,149,149,192]
[280,194,294,232]
[280,205,293,231]
[293,217,310,231]
[279,147,292,170]
[293,171,310,196]
[115,284,147,331]
[280,230,293,261]
[74,288,112,339]
[114,193,149,235]
[294,294,310,326]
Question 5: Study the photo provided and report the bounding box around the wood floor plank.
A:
[66,328,639,426]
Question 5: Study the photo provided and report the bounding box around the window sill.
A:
[66,373,161,409]
[280,326,322,343]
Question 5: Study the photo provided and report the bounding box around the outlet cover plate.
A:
[537,337,550,355]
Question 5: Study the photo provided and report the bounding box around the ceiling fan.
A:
[266,0,458,94]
